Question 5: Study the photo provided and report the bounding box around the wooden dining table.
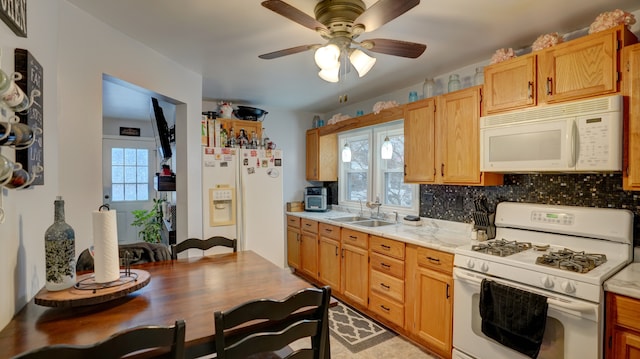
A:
[0,250,320,358]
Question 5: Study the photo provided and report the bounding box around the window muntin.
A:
[111,147,150,201]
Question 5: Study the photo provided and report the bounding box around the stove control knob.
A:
[540,275,554,288]
[561,281,576,293]
[466,259,475,269]
[480,262,489,272]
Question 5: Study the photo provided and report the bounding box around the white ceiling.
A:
[70,0,640,120]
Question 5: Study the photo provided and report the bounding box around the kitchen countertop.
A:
[286,210,472,254]
[604,263,640,299]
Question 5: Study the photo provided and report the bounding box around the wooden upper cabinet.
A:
[438,86,483,184]
[305,129,337,181]
[404,98,436,183]
[483,53,537,114]
[539,26,619,104]
[483,25,637,115]
[404,88,502,186]
[623,43,640,191]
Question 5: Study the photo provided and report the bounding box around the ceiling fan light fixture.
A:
[349,49,376,77]
[318,67,340,83]
[314,43,341,70]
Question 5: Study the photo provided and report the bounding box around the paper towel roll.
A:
[92,209,120,283]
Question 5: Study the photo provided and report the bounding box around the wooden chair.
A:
[171,236,237,259]
[12,319,186,359]
[214,286,331,359]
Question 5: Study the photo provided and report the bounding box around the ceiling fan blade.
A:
[361,38,426,58]
[258,44,320,59]
[261,0,328,31]
[354,0,420,32]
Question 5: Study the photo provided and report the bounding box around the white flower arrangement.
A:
[372,100,399,115]
[327,113,351,125]
[532,32,564,51]
[490,48,516,65]
[589,9,636,34]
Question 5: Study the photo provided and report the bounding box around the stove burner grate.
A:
[471,238,532,257]
[535,248,607,273]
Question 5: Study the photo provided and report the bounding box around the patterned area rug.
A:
[328,300,397,353]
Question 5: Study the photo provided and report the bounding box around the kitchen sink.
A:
[330,216,370,223]
[351,219,395,228]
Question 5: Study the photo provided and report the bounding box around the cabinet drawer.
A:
[370,270,404,303]
[369,292,404,328]
[341,228,368,249]
[417,247,453,274]
[287,215,300,228]
[370,252,404,279]
[611,294,640,331]
[319,223,340,240]
[370,236,405,260]
[301,218,318,234]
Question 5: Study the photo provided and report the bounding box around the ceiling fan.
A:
[259,0,427,82]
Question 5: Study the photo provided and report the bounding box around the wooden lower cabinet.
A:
[300,219,318,280]
[318,223,341,293]
[606,292,640,359]
[406,244,454,359]
[286,216,301,270]
[286,216,458,358]
[341,228,369,307]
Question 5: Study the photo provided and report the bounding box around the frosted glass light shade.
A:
[349,49,376,77]
[318,67,339,83]
[342,143,352,162]
[381,136,393,159]
[315,44,340,70]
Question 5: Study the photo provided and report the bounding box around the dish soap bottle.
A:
[45,196,76,291]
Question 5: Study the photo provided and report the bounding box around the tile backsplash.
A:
[419,173,640,244]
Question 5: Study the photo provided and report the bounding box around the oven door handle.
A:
[546,298,595,314]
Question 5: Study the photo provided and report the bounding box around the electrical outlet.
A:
[423,192,434,207]
[454,195,464,211]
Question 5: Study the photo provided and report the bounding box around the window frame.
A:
[338,120,419,217]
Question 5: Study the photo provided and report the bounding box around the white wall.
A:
[0,0,61,331]
[0,0,204,330]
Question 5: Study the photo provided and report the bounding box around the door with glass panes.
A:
[102,138,158,243]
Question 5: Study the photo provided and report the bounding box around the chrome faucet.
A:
[359,199,364,217]
[366,196,382,219]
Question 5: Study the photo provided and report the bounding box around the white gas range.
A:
[453,202,634,359]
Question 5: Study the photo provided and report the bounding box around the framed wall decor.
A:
[0,0,27,38]
[14,48,43,185]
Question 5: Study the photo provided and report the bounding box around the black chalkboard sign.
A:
[14,48,43,185]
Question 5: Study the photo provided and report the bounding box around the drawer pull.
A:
[324,228,333,232]
[446,283,450,299]
[349,235,358,240]
[427,256,441,264]
[379,283,390,290]
[527,81,533,99]
[335,246,338,256]
[380,305,390,312]
[380,244,391,250]
[546,77,553,95]
[380,262,391,269]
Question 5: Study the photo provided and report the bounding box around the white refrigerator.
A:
[201,147,285,268]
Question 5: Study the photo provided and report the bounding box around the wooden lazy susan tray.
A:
[34,269,150,308]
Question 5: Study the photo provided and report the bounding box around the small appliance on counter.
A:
[304,186,328,212]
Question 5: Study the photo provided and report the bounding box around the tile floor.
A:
[290,329,438,358]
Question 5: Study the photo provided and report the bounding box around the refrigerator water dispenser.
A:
[209,186,236,227]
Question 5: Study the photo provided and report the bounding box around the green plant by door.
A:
[131,198,165,243]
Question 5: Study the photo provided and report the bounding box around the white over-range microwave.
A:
[480,94,623,173]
